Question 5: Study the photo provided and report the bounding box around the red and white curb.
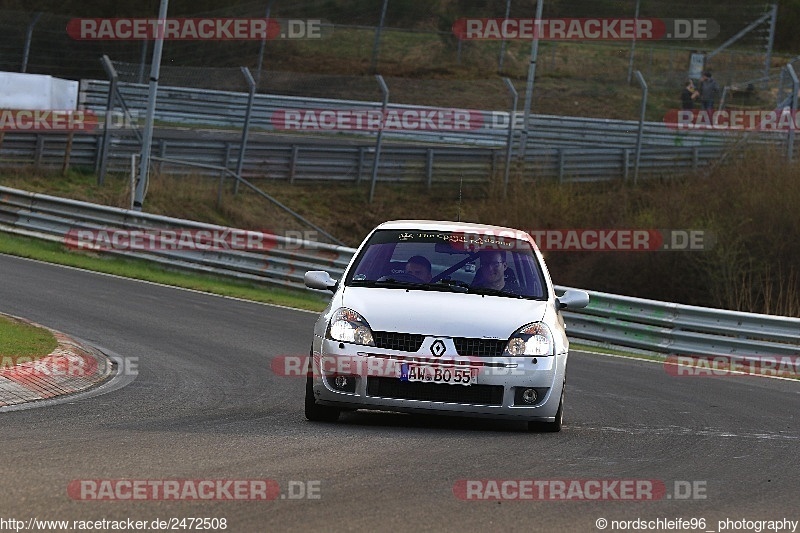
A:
[0,316,113,407]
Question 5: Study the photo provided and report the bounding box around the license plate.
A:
[399,363,477,386]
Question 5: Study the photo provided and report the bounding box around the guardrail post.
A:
[356,147,366,185]
[34,135,44,169]
[0,132,4,153]
[130,154,137,210]
[558,148,565,183]
[634,70,647,184]
[62,132,74,176]
[786,63,798,162]
[369,75,389,203]
[623,148,630,181]
[502,77,518,197]
[217,171,225,209]
[223,142,232,170]
[234,66,256,194]
[158,140,167,175]
[692,146,699,170]
[426,148,434,189]
[289,145,300,184]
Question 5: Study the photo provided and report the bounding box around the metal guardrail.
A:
[80,78,741,149]
[0,185,351,291]
[0,130,729,183]
[1,185,798,358]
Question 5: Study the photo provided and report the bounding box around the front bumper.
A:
[310,336,565,422]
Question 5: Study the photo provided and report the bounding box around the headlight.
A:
[327,308,375,346]
[506,322,553,356]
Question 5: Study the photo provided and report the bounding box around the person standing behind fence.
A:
[681,80,699,110]
[698,71,720,111]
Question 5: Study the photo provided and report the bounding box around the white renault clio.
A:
[303,220,589,432]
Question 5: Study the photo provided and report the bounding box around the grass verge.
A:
[0,232,329,313]
[0,315,58,362]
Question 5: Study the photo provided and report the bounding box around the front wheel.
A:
[305,374,340,422]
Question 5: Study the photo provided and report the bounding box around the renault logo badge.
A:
[431,339,446,356]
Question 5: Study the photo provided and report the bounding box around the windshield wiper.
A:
[351,277,468,293]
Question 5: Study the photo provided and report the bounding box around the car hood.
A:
[340,286,548,339]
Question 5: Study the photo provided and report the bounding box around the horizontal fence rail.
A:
[1,185,798,359]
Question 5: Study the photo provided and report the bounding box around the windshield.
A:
[345,229,547,299]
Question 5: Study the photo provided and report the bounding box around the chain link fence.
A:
[0,1,785,108]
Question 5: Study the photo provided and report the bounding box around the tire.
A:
[527,381,564,433]
[305,374,340,423]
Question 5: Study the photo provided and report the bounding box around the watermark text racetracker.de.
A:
[665,355,800,379]
[67,18,332,40]
[526,229,711,252]
[453,479,707,501]
[68,479,321,501]
[0,354,138,378]
[0,110,98,132]
[665,109,800,131]
[452,18,719,40]
[64,228,322,252]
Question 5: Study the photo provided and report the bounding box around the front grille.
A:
[367,377,504,406]
[373,331,424,352]
[453,337,507,357]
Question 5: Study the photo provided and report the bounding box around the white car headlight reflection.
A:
[327,308,375,346]
[506,322,553,356]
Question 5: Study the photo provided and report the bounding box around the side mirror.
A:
[304,271,338,292]
[557,289,589,309]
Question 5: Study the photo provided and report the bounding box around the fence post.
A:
[497,0,512,73]
[234,66,256,194]
[21,13,42,73]
[98,55,118,185]
[133,0,169,211]
[370,0,389,74]
[369,75,389,203]
[626,0,640,84]
[623,148,630,181]
[503,77,518,197]
[634,70,647,184]
[426,148,434,189]
[786,63,798,162]
[255,0,275,85]
[518,0,544,163]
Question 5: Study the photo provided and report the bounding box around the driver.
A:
[404,255,432,283]
[471,250,518,292]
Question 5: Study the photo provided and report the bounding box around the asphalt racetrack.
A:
[1,253,798,532]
